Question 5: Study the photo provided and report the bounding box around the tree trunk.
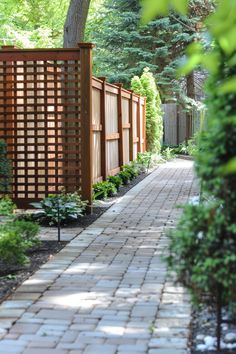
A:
[63,0,91,47]
[186,71,195,140]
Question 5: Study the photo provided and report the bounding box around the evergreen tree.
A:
[131,68,163,153]
[86,0,213,98]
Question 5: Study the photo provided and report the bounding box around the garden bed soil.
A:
[0,169,151,304]
[0,241,67,304]
[191,305,236,353]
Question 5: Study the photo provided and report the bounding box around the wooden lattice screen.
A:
[0,46,93,207]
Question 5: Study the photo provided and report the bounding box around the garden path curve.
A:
[0,158,198,354]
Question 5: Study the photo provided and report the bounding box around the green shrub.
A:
[131,68,163,154]
[107,175,123,190]
[0,140,11,193]
[93,181,117,200]
[161,146,175,160]
[121,164,138,180]
[167,29,236,350]
[0,196,16,216]
[0,220,40,265]
[118,170,131,185]
[168,201,236,306]
[31,192,87,225]
[6,220,40,248]
[137,152,152,170]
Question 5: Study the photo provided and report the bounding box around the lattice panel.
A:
[0,57,81,206]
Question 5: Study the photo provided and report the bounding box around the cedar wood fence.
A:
[162,103,202,146]
[0,44,146,208]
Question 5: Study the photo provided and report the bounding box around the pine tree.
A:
[86,0,213,98]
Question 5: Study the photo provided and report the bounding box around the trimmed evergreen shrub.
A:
[131,68,163,153]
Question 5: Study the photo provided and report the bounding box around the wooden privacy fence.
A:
[162,103,202,145]
[0,44,146,208]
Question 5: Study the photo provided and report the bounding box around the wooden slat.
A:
[129,91,134,161]
[106,133,120,140]
[80,45,93,207]
[92,124,102,131]
[123,123,130,129]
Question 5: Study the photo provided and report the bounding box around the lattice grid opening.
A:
[0,55,81,206]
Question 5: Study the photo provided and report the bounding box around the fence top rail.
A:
[0,44,94,62]
[0,43,94,52]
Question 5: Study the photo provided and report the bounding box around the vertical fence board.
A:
[79,44,93,206]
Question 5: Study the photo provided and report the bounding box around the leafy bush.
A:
[0,220,40,265]
[137,152,152,170]
[0,196,16,216]
[167,19,236,351]
[121,164,138,180]
[0,140,11,193]
[93,181,117,200]
[174,135,199,156]
[118,170,131,185]
[107,175,123,190]
[161,146,175,160]
[31,192,87,225]
[168,201,236,305]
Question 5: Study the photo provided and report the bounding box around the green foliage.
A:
[118,170,131,185]
[107,175,123,190]
[161,146,176,160]
[167,201,236,306]
[141,0,188,23]
[0,220,40,265]
[93,181,117,200]
[137,151,152,170]
[121,164,139,180]
[131,68,163,153]
[174,135,198,156]
[152,0,236,347]
[31,192,87,225]
[87,0,212,97]
[0,0,68,47]
[0,140,11,194]
[0,196,16,216]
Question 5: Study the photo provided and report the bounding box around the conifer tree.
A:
[86,0,213,98]
[131,68,163,153]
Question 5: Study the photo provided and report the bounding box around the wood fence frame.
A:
[0,44,146,208]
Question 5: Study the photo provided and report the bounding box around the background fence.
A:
[162,103,202,145]
[0,45,146,207]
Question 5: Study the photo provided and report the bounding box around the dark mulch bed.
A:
[0,241,67,304]
[0,170,151,304]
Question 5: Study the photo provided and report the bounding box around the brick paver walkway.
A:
[0,159,198,354]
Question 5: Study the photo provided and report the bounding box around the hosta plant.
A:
[31,192,87,225]
[93,181,117,200]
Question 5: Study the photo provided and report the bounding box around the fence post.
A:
[129,90,134,162]
[79,43,93,208]
[98,77,108,180]
[115,83,124,167]
[143,97,147,152]
[137,95,141,153]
